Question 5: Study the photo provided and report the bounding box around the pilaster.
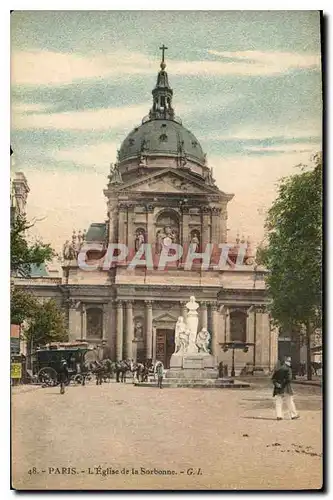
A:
[116,300,124,361]
[125,300,134,359]
[145,300,153,359]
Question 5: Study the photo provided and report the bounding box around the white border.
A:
[2,4,330,499]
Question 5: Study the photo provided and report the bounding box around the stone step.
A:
[134,379,251,389]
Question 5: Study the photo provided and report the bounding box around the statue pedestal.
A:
[168,352,218,381]
[170,352,215,370]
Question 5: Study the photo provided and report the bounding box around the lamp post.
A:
[220,342,255,377]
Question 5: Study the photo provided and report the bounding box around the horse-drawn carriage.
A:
[30,342,155,386]
[31,343,96,386]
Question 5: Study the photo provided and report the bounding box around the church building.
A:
[14,49,278,374]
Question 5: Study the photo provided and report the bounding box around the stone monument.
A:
[168,296,217,376]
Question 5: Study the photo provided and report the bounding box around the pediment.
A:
[117,168,226,196]
[153,311,178,324]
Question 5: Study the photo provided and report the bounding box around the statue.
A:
[190,233,200,253]
[134,321,143,339]
[196,328,211,354]
[155,229,164,254]
[62,240,71,260]
[138,152,147,168]
[185,296,199,354]
[135,230,145,252]
[173,316,190,356]
[109,163,123,184]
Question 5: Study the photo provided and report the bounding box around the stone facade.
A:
[13,53,277,374]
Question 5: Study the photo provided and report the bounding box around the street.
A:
[11,381,322,490]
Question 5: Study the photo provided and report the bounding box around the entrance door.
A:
[156,329,174,368]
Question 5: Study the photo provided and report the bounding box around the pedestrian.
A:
[155,361,164,389]
[58,358,69,394]
[272,356,299,421]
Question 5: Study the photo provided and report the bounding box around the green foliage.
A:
[23,299,68,347]
[261,152,322,332]
[11,211,54,277]
[10,284,38,325]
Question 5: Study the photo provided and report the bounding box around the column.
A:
[125,300,134,359]
[102,303,108,341]
[145,300,153,359]
[211,208,221,245]
[225,307,231,342]
[152,325,157,363]
[68,300,81,341]
[247,307,255,344]
[106,300,116,358]
[200,301,208,330]
[181,208,189,257]
[116,300,124,361]
[146,206,154,246]
[254,306,266,368]
[81,304,87,340]
[220,204,228,243]
[218,305,225,345]
[210,302,219,357]
[201,208,210,249]
[118,205,127,245]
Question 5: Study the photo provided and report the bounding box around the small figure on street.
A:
[155,361,164,389]
[58,358,69,394]
[272,356,300,421]
[218,361,224,379]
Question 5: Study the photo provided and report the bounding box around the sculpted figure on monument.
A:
[135,229,145,252]
[173,316,189,355]
[185,296,199,354]
[196,328,211,354]
[190,231,200,253]
[62,240,71,260]
[134,321,143,339]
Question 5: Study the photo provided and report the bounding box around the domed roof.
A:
[118,118,206,166]
[118,48,206,167]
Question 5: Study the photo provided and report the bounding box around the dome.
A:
[118,119,206,166]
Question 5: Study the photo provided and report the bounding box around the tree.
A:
[259,153,322,380]
[10,283,38,326]
[11,209,55,327]
[23,299,68,349]
[11,211,54,278]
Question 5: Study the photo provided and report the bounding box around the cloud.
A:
[11,102,51,114]
[11,102,150,131]
[206,123,322,142]
[207,50,321,75]
[245,143,321,154]
[53,142,118,170]
[11,50,157,86]
[11,48,321,89]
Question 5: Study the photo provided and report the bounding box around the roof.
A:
[118,119,205,166]
[29,263,49,277]
[85,223,107,242]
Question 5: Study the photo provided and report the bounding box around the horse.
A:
[114,360,132,383]
[132,359,153,383]
[88,360,109,385]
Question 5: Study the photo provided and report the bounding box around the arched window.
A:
[86,308,103,339]
[230,310,247,343]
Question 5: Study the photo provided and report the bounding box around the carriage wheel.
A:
[71,374,83,385]
[38,367,58,386]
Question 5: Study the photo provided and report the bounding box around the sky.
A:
[10,10,322,254]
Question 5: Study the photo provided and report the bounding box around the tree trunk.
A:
[306,320,312,381]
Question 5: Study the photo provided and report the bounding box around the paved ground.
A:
[11,380,322,490]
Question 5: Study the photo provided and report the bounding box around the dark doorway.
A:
[155,329,174,368]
